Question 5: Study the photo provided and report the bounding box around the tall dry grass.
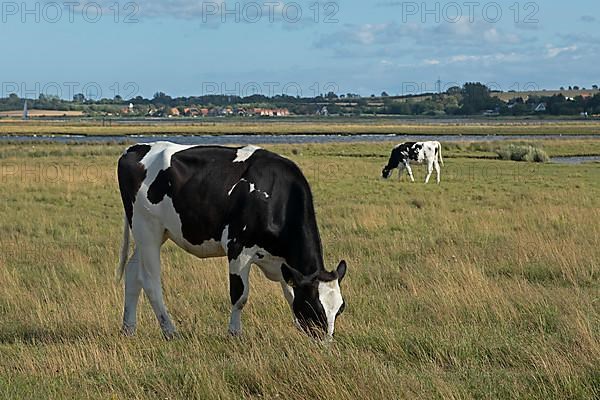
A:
[0,142,598,399]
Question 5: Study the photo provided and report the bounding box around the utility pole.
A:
[23,100,29,120]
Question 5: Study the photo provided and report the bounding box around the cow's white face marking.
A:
[318,280,344,337]
[233,145,261,162]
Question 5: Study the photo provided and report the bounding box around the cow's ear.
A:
[336,260,347,283]
[281,264,303,287]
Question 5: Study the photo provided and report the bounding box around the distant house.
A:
[252,108,290,117]
[147,107,162,117]
[483,109,499,116]
[183,107,202,117]
[252,108,271,117]
[316,106,329,116]
[169,107,180,117]
[208,107,223,116]
[120,103,136,115]
[534,103,547,112]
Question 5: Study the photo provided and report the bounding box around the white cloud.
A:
[431,18,522,46]
[545,45,578,59]
[446,52,522,65]
[354,24,391,45]
[317,17,527,53]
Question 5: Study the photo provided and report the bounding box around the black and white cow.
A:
[381,141,444,184]
[117,142,347,339]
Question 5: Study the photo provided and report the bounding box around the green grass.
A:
[0,141,598,399]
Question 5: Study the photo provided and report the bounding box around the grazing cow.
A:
[381,141,444,183]
[117,142,347,339]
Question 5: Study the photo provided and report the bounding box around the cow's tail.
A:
[437,142,444,166]
[116,215,130,283]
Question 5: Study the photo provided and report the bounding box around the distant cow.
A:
[117,142,347,340]
[382,141,444,184]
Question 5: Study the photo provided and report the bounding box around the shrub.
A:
[496,144,549,163]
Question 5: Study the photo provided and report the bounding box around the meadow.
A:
[0,140,598,399]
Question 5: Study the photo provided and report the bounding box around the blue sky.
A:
[1,0,598,99]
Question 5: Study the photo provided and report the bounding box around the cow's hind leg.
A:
[434,160,441,184]
[425,159,434,184]
[228,249,254,336]
[121,247,142,336]
[133,218,177,339]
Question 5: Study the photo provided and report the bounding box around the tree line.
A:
[1,83,599,117]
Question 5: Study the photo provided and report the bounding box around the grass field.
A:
[0,140,598,399]
[1,118,600,136]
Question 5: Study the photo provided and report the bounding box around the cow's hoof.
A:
[162,330,179,341]
[293,318,302,332]
[228,328,243,337]
[120,325,136,337]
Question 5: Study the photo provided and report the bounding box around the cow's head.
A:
[281,261,347,339]
[381,166,393,179]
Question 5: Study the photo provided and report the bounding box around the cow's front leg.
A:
[228,250,253,336]
[397,165,405,180]
[405,162,415,182]
[281,282,301,331]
